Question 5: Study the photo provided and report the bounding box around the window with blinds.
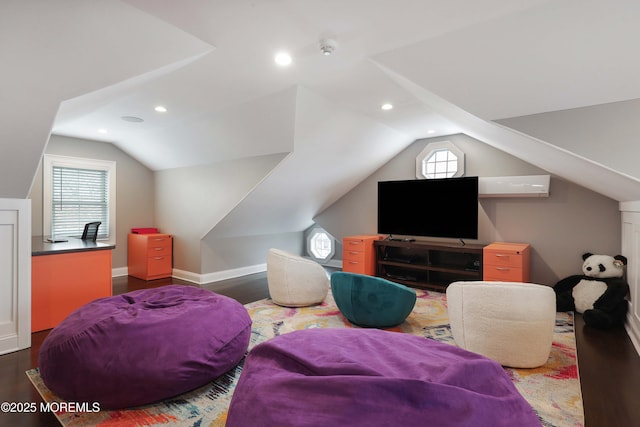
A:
[51,166,109,238]
[43,155,116,241]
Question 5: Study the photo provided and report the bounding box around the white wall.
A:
[497,98,640,181]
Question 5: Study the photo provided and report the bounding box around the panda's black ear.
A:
[614,255,628,265]
[582,252,593,260]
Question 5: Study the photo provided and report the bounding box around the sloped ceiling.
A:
[373,0,640,121]
[0,0,212,198]
[205,86,411,239]
[3,0,640,235]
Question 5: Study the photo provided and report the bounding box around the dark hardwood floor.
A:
[1,274,639,426]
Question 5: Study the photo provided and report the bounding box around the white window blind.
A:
[44,154,116,241]
[51,166,109,239]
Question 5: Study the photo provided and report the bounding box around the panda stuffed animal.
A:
[554,253,629,329]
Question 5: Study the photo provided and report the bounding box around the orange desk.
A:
[31,237,114,332]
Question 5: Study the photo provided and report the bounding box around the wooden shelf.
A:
[374,239,484,292]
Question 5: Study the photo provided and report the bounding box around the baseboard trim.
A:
[170,269,201,284]
[113,259,339,284]
[112,265,267,284]
[626,310,640,357]
[112,267,128,277]
[172,264,268,285]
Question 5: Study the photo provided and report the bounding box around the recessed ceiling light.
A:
[427,129,436,134]
[381,103,393,110]
[121,116,144,123]
[274,51,292,66]
[98,128,108,134]
[154,105,167,113]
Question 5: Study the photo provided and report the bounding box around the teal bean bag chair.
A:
[331,272,416,327]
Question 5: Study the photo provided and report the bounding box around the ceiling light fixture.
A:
[154,105,167,113]
[274,51,292,66]
[427,129,436,134]
[98,128,108,134]
[381,103,393,111]
[319,38,337,56]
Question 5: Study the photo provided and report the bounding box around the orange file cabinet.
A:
[342,235,382,276]
[483,242,531,282]
[128,233,173,280]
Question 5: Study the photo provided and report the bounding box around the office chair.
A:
[81,222,101,242]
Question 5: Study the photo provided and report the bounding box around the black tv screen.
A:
[377,177,478,240]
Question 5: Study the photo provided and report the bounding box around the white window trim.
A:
[415,141,465,179]
[306,226,335,264]
[43,154,116,242]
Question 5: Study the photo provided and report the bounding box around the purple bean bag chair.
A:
[227,328,540,427]
[39,285,251,409]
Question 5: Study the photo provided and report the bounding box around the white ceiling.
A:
[4,0,640,219]
[47,0,640,172]
[50,0,570,171]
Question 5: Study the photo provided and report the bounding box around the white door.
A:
[0,198,31,355]
[622,208,640,354]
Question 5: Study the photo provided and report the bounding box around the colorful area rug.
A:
[27,289,583,426]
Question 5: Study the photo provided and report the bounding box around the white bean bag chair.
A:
[446,281,556,368]
[267,248,329,307]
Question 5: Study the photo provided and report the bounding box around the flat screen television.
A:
[377,176,478,240]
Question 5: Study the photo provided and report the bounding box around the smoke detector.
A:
[319,38,337,56]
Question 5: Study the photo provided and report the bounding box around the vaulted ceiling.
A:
[3,0,640,228]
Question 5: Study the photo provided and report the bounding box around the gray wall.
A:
[29,132,623,285]
[30,135,295,276]
[314,133,621,286]
[29,135,155,269]
[201,232,303,273]
[154,153,288,274]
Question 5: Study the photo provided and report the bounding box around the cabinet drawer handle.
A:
[348,261,360,264]
[349,251,360,255]
[152,256,165,260]
[153,247,164,251]
[495,267,511,271]
[349,241,361,245]
[494,254,510,258]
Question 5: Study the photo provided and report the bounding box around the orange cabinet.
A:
[483,242,530,282]
[32,243,113,332]
[342,235,382,275]
[128,233,173,280]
